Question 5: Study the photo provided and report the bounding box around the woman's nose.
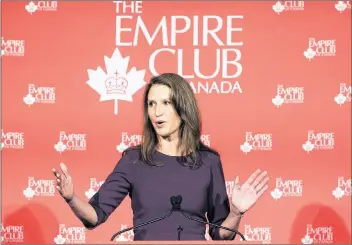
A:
[155,104,164,116]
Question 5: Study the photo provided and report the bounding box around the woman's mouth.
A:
[155,120,166,128]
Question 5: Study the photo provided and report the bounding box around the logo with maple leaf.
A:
[87,48,147,115]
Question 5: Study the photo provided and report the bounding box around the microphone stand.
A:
[110,196,181,241]
[172,195,246,241]
[110,195,246,241]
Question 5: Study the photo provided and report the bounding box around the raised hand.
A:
[231,169,269,214]
[52,163,74,202]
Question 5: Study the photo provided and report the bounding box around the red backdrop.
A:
[1,1,351,244]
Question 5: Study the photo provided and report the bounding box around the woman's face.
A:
[147,84,181,139]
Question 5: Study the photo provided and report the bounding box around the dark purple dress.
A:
[87,148,231,241]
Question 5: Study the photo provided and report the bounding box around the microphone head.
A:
[170,196,175,204]
[176,195,182,204]
[170,195,182,210]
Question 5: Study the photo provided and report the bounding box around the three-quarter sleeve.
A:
[85,152,134,229]
[207,155,231,240]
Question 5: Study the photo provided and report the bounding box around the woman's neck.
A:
[157,135,181,156]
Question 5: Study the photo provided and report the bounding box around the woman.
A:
[52,73,269,241]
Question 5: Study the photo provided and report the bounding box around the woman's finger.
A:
[251,171,268,189]
[60,163,69,179]
[53,168,66,183]
[56,185,63,195]
[255,177,269,193]
[243,169,261,186]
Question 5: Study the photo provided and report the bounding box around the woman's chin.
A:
[155,129,172,138]
[156,131,168,137]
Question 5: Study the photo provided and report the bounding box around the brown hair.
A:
[124,73,218,168]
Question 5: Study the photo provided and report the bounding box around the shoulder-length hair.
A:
[123,73,218,168]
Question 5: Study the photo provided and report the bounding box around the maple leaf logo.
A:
[87,48,147,115]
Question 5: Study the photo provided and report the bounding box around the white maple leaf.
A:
[86,48,147,115]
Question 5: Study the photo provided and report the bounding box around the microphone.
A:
[171,195,246,241]
[110,196,182,241]
[110,195,246,241]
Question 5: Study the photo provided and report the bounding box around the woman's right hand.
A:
[52,163,74,202]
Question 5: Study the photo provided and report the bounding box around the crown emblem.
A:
[105,75,128,95]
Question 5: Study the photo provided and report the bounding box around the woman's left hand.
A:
[231,169,269,214]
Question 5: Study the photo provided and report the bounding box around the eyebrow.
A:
[147,98,171,102]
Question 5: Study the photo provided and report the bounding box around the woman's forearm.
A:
[219,209,242,240]
[67,194,98,227]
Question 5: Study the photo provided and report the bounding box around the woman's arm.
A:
[218,207,243,239]
[207,154,241,240]
[67,194,99,228]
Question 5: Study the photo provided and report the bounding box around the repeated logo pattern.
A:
[1,1,350,244]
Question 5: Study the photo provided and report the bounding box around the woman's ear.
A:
[180,116,186,124]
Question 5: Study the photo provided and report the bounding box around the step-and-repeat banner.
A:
[1,1,351,244]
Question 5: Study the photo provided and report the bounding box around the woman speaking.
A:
[52,73,269,241]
